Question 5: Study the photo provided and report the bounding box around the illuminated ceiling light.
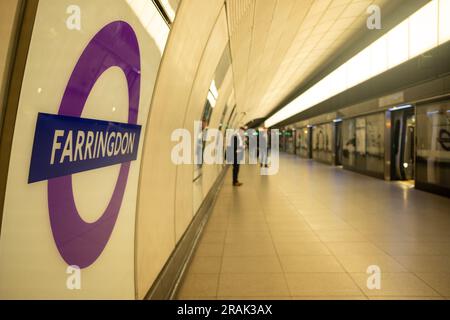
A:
[207,91,217,108]
[439,0,450,44]
[387,21,409,69]
[125,0,170,54]
[210,80,219,100]
[389,104,413,111]
[427,110,440,116]
[265,0,445,128]
[409,0,438,58]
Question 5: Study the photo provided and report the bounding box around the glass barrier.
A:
[416,100,450,192]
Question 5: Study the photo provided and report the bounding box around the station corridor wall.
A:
[0,0,232,300]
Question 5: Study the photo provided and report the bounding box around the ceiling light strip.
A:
[265,0,449,127]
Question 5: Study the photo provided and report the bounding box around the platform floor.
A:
[177,154,450,300]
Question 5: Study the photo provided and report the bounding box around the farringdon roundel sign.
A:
[28,21,142,268]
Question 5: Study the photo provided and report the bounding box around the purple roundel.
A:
[47,21,141,268]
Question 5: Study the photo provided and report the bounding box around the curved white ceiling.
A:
[226,0,390,126]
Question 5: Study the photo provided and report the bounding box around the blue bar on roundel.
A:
[28,113,142,184]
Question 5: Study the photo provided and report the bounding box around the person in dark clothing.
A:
[231,128,245,187]
[259,128,269,168]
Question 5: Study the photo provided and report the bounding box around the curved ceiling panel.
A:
[226,0,391,126]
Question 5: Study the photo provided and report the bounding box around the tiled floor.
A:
[176,154,450,300]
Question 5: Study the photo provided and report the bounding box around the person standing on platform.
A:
[259,128,269,168]
[229,127,245,187]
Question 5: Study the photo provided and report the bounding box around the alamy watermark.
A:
[367,5,382,30]
[367,265,382,290]
[66,265,81,290]
[171,122,280,175]
[66,5,81,31]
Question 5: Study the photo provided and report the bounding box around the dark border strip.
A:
[145,166,229,300]
[343,165,385,180]
[151,0,172,27]
[415,181,450,199]
[0,0,39,236]
[311,158,333,166]
[192,173,203,183]
[0,1,24,133]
